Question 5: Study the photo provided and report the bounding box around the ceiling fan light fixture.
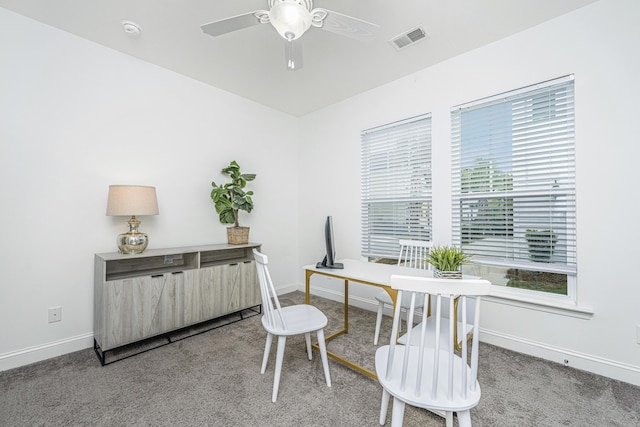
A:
[200,0,378,72]
[269,0,311,41]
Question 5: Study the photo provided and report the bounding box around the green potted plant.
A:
[426,245,471,279]
[210,160,256,245]
[524,229,557,262]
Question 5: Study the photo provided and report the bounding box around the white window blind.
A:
[361,114,432,258]
[451,76,576,274]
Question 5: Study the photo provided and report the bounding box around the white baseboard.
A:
[0,333,94,372]
[303,283,381,313]
[301,283,640,387]
[479,329,640,387]
[275,283,300,297]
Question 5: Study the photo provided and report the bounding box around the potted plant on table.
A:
[426,245,471,279]
[210,160,256,245]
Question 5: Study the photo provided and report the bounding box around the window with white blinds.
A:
[451,76,576,283]
[361,114,432,259]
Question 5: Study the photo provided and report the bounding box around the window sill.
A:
[485,287,593,319]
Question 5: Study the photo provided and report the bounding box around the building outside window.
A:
[451,75,576,298]
[361,114,432,263]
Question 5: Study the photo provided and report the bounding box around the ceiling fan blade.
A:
[284,39,303,71]
[318,9,379,42]
[201,11,264,37]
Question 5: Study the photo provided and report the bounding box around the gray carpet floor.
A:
[1,291,639,426]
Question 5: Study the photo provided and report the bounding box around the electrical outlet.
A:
[637,325,640,344]
[48,306,62,323]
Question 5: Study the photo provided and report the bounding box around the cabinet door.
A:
[102,275,165,349]
[222,263,244,314]
[199,264,239,318]
[102,271,195,349]
[166,270,197,330]
[185,265,223,324]
[198,263,258,318]
[178,259,261,329]
[238,261,260,310]
[221,261,261,314]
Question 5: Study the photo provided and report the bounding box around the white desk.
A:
[304,259,433,379]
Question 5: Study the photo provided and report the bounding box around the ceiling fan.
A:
[201,0,379,71]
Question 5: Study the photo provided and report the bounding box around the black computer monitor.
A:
[316,216,343,269]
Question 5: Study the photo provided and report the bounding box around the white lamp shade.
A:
[106,185,159,216]
[269,0,311,41]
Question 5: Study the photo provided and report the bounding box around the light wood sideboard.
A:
[94,243,261,364]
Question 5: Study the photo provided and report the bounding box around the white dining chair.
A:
[253,249,332,402]
[373,239,432,345]
[375,275,491,427]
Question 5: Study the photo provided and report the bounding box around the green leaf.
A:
[218,209,235,224]
[426,245,471,272]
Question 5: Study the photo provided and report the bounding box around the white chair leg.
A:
[374,301,385,345]
[271,335,287,403]
[316,329,332,387]
[261,332,273,374]
[305,332,312,360]
[456,410,471,427]
[446,411,454,427]
[379,389,390,425]
[390,398,406,427]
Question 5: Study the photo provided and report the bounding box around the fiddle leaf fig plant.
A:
[210,160,256,227]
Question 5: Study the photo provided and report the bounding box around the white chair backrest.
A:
[386,275,491,401]
[398,239,432,270]
[253,249,287,331]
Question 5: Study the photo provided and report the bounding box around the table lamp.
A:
[106,185,159,254]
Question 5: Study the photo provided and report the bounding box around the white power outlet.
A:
[637,325,640,344]
[48,306,62,323]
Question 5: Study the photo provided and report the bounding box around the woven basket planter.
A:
[227,226,249,245]
[433,269,462,279]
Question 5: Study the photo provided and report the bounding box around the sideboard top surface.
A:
[95,242,262,261]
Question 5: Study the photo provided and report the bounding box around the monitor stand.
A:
[316,255,344,269]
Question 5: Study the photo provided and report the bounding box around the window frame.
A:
[450,75,577,302]
[360,113,433,260]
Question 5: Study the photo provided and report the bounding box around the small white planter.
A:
[433,269,462,279]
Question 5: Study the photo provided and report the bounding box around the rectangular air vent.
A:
[389,25,430,51]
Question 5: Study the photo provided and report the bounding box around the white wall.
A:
[3,0,640,387]
[0,8,300,369]
[298,0,640,385]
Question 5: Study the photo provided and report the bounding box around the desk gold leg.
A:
[382,287,398,305]
[304,269,381,380]
[454,297,460,352]
[453,296,473,353]
[305,270,312,304]
[324,329,347,342]
[343,279,349,334]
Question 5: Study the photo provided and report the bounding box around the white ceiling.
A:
[0,0,598,116]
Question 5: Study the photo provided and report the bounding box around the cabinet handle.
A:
[229,263,238,266]
[172,271,183,275]
[151,274,164,278]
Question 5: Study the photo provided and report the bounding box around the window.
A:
[361,114,432,260]
[451,76,576,297]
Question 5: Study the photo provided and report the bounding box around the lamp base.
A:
[117,232,149,254]
[116,216,149,254]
